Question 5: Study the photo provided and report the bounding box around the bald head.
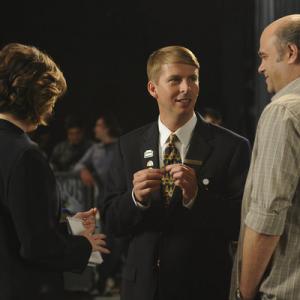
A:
[266,14,300,60]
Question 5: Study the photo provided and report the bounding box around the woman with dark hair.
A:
[0,43,109,300]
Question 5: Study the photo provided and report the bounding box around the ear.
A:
[147,81,158,98]
[287,43,299,64]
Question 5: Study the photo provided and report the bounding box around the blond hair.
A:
[147,45,200,82]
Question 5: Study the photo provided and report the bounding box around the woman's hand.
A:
[74,207,97,234]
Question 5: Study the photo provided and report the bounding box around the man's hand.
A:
[74,208,97,233]
[133,168,164,203]
[80,168,95,187]
[80,231,110,254]
[165,164,198,203]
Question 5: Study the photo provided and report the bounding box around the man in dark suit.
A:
[102,45,250,300]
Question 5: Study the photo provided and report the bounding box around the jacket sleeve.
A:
[7,148,92,273]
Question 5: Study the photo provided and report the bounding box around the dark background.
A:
[0,0,255,148]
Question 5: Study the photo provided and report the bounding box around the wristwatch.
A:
[236,288,243,300]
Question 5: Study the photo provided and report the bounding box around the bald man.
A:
[230,15,300,300]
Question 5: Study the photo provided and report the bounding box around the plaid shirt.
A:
[230,77,300,300]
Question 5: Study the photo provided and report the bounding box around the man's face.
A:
[67,127,84,145]
[94,118,108,141]
[258,28,288,94]
[148,63,199,122]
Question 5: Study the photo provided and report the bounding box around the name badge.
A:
[184,159,203,166]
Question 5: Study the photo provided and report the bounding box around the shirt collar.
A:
[158,112,197,148]
[271,77,300,102]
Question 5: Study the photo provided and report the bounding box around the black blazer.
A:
[103,113,250,300]
[0,119,92,300]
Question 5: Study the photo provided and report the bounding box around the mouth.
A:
[175,98,191,104]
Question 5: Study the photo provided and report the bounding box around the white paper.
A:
[66,216,103,265]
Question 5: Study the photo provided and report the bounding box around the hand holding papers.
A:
[67,216,107,265]
[73,207,97,233]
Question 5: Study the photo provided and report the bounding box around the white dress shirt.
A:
[158,112,197,167]
[133,112,198,209]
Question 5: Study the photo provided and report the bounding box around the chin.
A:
[266,84,274,94]
[267,87,276,94]
[177,109,194,119]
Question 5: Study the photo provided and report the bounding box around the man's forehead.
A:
[259,30,278,52]
[160,63,198,74]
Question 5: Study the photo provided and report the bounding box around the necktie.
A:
[161,134,182,206]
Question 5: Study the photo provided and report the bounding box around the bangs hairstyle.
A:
[0,43,67,125]
[147,45,200,83]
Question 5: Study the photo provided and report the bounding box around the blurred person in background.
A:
[50,115,93,172]
[74,112,126,296]
[74,112,121,204]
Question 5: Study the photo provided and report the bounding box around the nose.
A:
[180,79,190,93]
[258,61,264,74]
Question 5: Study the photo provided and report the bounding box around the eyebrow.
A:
[168,74,181,78]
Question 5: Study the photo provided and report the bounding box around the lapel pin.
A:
[144,149,154,158]
[202,178,209,185]
[147,160,154,168]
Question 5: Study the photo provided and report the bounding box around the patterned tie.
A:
[161,134,182,206]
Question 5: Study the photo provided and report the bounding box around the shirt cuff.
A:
[245,204,288,236]
[182,185,198,209]
[132,189,150,210]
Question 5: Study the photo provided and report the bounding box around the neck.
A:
[0,113,37,132]
[287,72,300,86]
[101,135,117,145]
[278,67,300,92]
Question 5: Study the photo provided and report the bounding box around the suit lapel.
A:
[184,113,213,173]
[140,122,160,170]
[139,123,162,206]
[170,113,214,208]
[139,115,214,209]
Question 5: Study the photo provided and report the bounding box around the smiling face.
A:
[258,25,290,94]
[148,63,199,127]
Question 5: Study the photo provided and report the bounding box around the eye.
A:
[168,77,180,83]
[259,52,268,60]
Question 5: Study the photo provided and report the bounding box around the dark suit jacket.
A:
[103,113,250,300]
[0,119,92,300]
